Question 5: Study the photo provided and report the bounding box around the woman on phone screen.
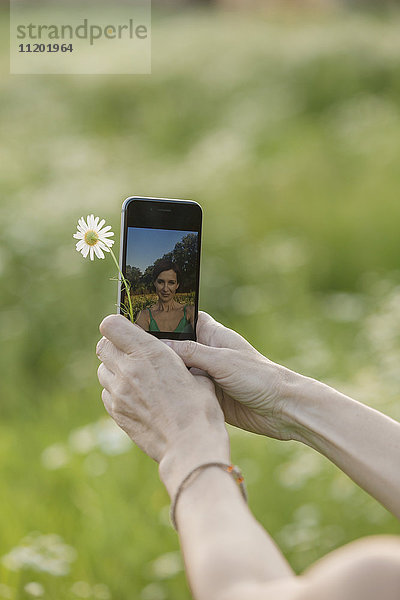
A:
[135,260,194,333]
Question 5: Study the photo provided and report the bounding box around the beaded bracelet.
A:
[170,462,248,530]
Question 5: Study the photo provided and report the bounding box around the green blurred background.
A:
[1,3,400,599]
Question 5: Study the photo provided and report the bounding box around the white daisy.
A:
[73,215,114,261]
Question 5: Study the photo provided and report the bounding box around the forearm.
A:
[176,467,294,600]
[159,437,294,600]
[282,374,400,518]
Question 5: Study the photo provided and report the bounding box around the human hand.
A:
[165,312,303,440]
[96,315,230,498]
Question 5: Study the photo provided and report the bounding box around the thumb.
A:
[164,340,231,376]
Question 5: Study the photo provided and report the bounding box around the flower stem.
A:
[109,249,134,322]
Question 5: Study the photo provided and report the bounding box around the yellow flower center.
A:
[84,230,99,246]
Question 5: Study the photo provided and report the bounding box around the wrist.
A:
[278,369,341,445]
[254,357,314,440]
[159,423,230,500]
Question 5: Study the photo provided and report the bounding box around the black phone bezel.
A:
[120,196,202,341]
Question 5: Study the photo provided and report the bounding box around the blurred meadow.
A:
[1,3,400,599]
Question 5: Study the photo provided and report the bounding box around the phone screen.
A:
[120,197,202,340]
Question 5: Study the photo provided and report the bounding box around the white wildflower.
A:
[150,551,183,579]
[1,532,76,576]
[141,583,167,600]
[24,582,45,597]
[69,418,131,456]
[94,418,132,455]
[73,214,114,261]
[41,443,70,470]
[69,425,97,454]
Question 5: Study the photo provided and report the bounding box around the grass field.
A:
[1,5,400,599]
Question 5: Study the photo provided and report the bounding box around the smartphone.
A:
[119,196,202,340]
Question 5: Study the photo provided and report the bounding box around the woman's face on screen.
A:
[154,270,179,301]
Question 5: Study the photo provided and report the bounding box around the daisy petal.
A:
[98,240,112,252]
[76,240,86,251]
[73,214,113,260]
[100,238,114,248]
[94,244,105,259]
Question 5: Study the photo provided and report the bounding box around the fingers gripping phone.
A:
[119,197,202,341]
